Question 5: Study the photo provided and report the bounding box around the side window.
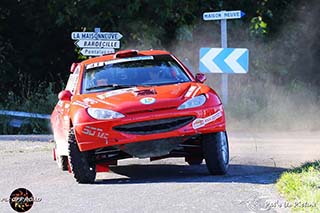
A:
[65,65,80,94]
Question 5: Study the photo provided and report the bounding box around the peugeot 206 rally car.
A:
[51,49,229,183]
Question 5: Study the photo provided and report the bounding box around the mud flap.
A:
[67,159,72,173]
[53,148,56,161]
[96,163,110,173]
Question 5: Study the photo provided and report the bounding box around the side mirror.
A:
[195,73,207,83]
[58,90,72,101]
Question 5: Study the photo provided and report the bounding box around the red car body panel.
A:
[51,50,226,158]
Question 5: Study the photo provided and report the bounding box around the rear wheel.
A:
[202,131,229,175]
[68,129,96,184]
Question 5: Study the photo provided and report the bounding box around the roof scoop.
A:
[114,50,139,58]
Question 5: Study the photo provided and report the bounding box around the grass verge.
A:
[276,161,320,212]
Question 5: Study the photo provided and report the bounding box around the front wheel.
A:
[202,132,229,175]
[68,129,96,184]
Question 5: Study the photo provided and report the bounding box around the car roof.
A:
[81,50,171,66]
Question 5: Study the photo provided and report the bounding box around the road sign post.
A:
[201,10,247,105]
[72,27,123,57]
[221,15,228,104]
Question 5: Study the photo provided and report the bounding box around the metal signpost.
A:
[201,10,248,104]
[71,28,123,56]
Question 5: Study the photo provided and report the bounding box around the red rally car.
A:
[51,49,229,183]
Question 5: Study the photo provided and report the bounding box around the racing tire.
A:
[56,155,69,171]
[202,131,229,175]
[68,129,96,184]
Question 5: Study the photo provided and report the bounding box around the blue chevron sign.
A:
[199,48,249,73]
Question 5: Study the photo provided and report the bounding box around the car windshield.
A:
[82,54,191,93]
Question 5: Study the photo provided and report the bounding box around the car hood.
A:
[72,82,206,114]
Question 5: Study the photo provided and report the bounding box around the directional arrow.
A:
[80,48,115,56]
[199,48,249,73]
[71,32,123,40]
[75,40,120,49]
[203,10,245,21]
[212,48,234,73]
[224,49,248,73]
[200,48,224,73]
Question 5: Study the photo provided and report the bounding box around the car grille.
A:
[113,116,195,135]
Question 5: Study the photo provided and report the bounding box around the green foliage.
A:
[276,161,320,212]
[75,48,88,61]
[225,75,320,131]
[250,16,268,37]
[0,76,58,134]
[1,0,318,91]
[0,0,319,133]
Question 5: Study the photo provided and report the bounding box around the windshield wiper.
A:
[86,84,135,91]
[142,81,184,86]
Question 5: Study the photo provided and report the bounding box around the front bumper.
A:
[74,104,226,152]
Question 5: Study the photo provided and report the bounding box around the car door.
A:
[52,65,80,153]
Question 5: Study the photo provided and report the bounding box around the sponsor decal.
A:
[192,111,223,129]
[72,101,89,108]
[66,73,79,93]
[105,56,154,66]
[83,98,98,105]
[97,87,138,99]
[192,119,206,129]
[95,98,112,105]
[185,86,196,97]
[57,100,63,107]
[185,85,200,98]
[86,56,154,70]
[192,86,201,97]
[140,97,156,105]
[85,62,105,69]
[82,126,108,142]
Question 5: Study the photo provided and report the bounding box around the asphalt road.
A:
[0,131,319,213]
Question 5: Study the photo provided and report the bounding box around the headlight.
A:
[178,95,206,110]
[87,108,125,120]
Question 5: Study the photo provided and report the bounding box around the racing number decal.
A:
[82,126,109,143]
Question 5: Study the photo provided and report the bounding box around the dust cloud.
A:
[122,1,319,131]
[169,0,320,131]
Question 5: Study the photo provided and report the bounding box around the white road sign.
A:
[71,28,123,57]
[75,40,120,49]
[80,48,115,56]
[71,32,123,40]
[200,48,248,73]
[203,10,245,21]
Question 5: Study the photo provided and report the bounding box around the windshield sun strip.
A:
[81,54,192,94]
[85,56,154,69]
